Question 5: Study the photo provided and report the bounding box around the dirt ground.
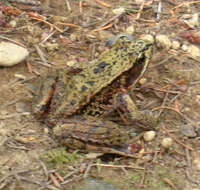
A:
[0,0,200,190]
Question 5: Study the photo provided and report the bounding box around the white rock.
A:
[143,131,156,142]
[112,7,125,15]
[181,44,189,51]
[155,35,171,50]
[161,137,173,148]
[126,25,135,35]
[187,45,200,58]
[140,34,154,43]
[139,78,147,85]
[171,40,180,50]
[9,20,17,27]
[0,42,29,67]
[193,158,200,171]
[185,13,199,28]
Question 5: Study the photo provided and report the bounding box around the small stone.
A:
[187,45,200,58]
[9,20,17,27]
[155,35,171,50]
[139,78,147,85]
[143,131,156,142]
[196,95,200,102]
[45,42,59,51]
[14,74,26,80]
[185,13,199,28]
[171,40,180,50]
[0,42,29,67]
[126,25,135,35]
[66,60,76,67]
[140,34,154,43]
[181,124,196,137]
[161,137,173,148]
[112,7,125,15]
[193,158,200,171]
[44,128,49,134]
[181,44,188,51]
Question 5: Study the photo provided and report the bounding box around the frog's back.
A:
[49,38,152,119]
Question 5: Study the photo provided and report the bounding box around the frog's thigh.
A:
[60,137,87,150]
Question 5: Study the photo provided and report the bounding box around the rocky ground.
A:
[0,0,200,190]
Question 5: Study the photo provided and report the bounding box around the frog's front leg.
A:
[32,69,59,118]
[114,93,158,130]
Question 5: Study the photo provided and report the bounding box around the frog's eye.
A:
[106,34,135,47]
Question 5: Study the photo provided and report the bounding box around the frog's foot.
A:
[106,33,135,47]
[114,93,158,130]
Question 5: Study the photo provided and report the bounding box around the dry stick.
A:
[56,22,80,28]
[61,175,83,185]
[92,23,113,32]
[157,90,169,117]
[91,163,144,170]
[136,1,145,20]
[8,0,41,5]
[156,0,162,20]
[34,44,50,67]
[79,0,83,13]
[54,172,64,182]
[63,169,80,180]
[184,149,200,185]
[30,17,63,33]
[49,173,61,188]
[95,0,112,8]
[149,55,175,68]
[98,13,123,28]
[163,127,194,151]
[0,35,26,48]
[40,30,56,45]
[65,0,71,11]
[163,178,178,190]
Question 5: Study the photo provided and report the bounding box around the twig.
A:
[98,13,123,28]
[163,178,178,190]
[65,0,71,11]
[34,44,49,67]
[40,30,56,45]
[63,169,80,180]
[157,91,169,117]
[91,163,144,170]
[0,112,30,120]
[92,23,113,32]
[149,55,175,68]
[79,0,84,13]
[0,35,26,48]
[61,174,83,185]
[136,1,145,20]
[30,17,63,33]
[54,172,64,182]
[56,22,80,28]
[95,0,112,8]
[8,0,41,5]
[40,161,49,179]
[171,1,200,17]
[152,106,183,116]
[163,127,194,151]
[156,1,162,20]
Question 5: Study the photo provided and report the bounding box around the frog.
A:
[32,35,154,157]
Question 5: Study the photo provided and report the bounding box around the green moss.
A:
[40,147,82,169]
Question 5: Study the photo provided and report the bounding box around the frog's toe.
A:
[106,33,136,47]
